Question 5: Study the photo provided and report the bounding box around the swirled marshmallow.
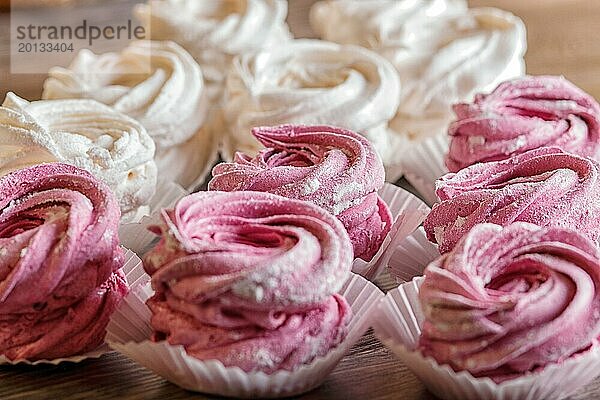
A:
[134,0,291,100]
[446,75,600,172]
[424,147,600,253]
[222,39,400,166]
[43,40,213,188]
[310,0,468,48]
[0,163,128,360]
[311,3,526,179]
[144,191,352,373]
[209,124,392,261]
[0,93,157,222]
[420,222,600,382]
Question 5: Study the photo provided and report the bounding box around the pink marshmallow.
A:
[143,191,353,373]
[425,147,600,253]
[446,75,600,172]
[209,124,392,261]
[0,163,128,360]
[419,222,600,382]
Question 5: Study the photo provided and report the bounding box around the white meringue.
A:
[310,0,468,47]
[222,39,401,164]
[0,93,157,222]
[311,3,527,180]
[42,40,215,189]
[134,0,291,101]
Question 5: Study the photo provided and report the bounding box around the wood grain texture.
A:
[1,1,600,399]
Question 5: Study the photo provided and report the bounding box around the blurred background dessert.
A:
[0,0,75,8]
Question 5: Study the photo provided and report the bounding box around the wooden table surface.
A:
[2,1,600,399]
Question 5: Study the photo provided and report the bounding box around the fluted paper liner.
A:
[352,183,429,280]
[402,134,448,205]
[121,182,429,282]
[374,278,600,400]
[119,181,187,255]
[0,249,142,366]
[106,263,384,398]
[0,346,109,366]
[387,227,440,283]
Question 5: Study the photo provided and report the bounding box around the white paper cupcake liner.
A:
[106,262,384,398]
[387,227,440,283]
[402,134,449,205]
[352,183,429,280]
[119,182,187,255]
[0,345,110,366]
[374,278,600,400]
[0,248,142,366]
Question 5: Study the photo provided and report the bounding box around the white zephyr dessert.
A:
[221,39,401,163]
[134,0,291,101]
[310,0,468,48]
[311,1,527,180]
[0,93,157,222]
[43,40,215,189]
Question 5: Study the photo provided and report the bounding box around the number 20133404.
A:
[17,42,74,53]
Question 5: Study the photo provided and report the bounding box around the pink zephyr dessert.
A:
[424,147,600,254]
[143,190,353,373]
[0,163,129,360]
[446,75,600,172]
[419,222,600,382]
[209,124,392,261]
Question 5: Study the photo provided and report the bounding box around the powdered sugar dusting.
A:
[143,190,353,373]
[446,75,600,172]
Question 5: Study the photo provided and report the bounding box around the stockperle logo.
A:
[10,0,150,74]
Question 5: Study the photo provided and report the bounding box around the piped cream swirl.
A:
[424,147,600,253]
[446,75,600,172]
[0,93,157,222]
[222,39,401,164]
[420,222,600,382]
[43,40,213,188]
[311,2,527,179]
[144,190,353,373]
[134,0,291,100]
[0,163,128,360]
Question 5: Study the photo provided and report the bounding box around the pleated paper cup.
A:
[119,182,187,255]
[402,135,448,205]
[352,183,430,280]
[0,249,142,366]
[387,227,440,283]
[106,263,384,398]
[374,278,600,400]
[0,346,109,366]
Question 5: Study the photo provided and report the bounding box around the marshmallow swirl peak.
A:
[419,222,600,382]
[209,124,392,262]
[222,39,400,163]
[0,93,157,222]
[424,147,600,253]
[311,3,526,178]
[144,191,352,373]
[42,40,212,188]
[0,163,128,360]
[446,75,600,172]
[135,0,291,100]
